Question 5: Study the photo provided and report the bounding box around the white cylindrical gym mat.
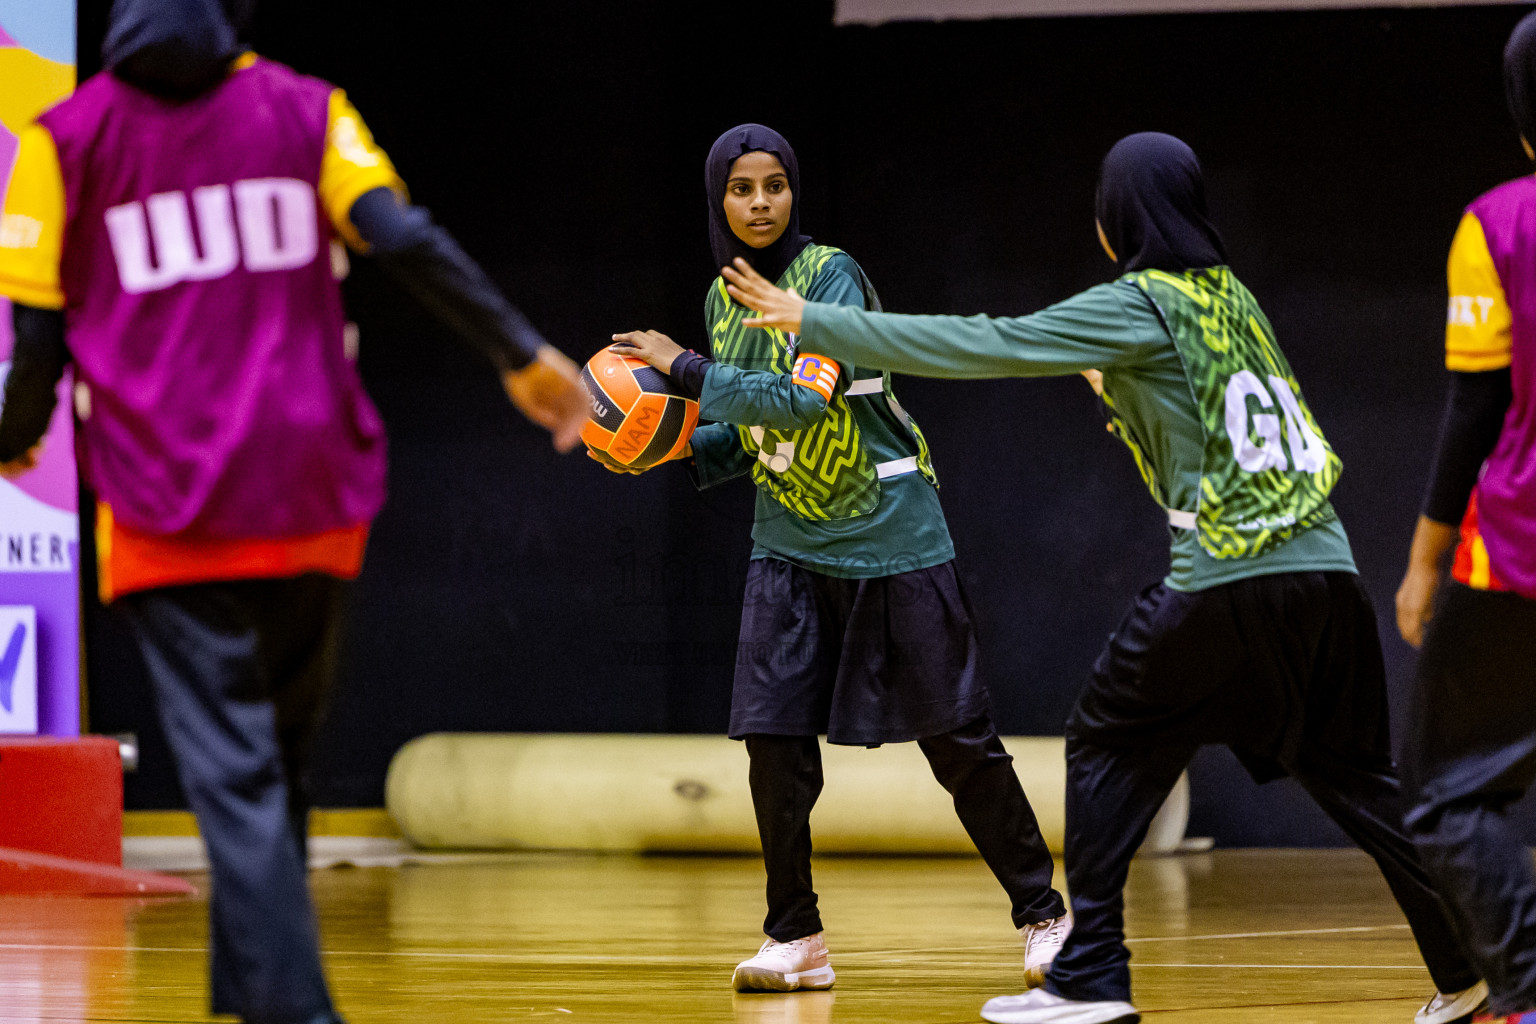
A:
[386,733,1189,855]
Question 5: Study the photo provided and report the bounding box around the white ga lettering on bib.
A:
[1224,370,1327,474]
[104,178,319,295]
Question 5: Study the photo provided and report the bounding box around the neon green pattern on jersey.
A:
[706,244,935,521]
[1130,267,1343,559]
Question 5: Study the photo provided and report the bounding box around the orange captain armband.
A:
[791,353,840,403]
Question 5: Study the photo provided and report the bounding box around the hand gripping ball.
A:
[580,350,700,471]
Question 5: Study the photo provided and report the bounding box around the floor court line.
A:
[0,941,1434,973]
[1125,923,1413,943]
[1132,963,1426,970]
[828,923,1417,959]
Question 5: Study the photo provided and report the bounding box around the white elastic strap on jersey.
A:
[1166,508,1198,530]
[841,377,919,480]
[845,377,884,396]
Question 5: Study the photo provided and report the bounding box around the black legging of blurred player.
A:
[1404,586,1536,1013]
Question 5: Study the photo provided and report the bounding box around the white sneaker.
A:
[1021,911,1073,988]
[1415,980,1489,1024]
[981,988,1140,1024]
[732,932,835,992]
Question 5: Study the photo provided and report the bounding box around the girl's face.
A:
[723,151,792,249]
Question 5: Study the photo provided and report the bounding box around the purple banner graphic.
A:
[0,12,78,735]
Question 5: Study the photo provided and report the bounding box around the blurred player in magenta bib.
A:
[0,1,586,1022]
[1396,12,1536,1022]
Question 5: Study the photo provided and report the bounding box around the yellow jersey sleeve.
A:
[1445,211,1513,372]
[0,124,66,310]
[318,89,406,251]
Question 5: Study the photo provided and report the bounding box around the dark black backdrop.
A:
[73,1,1536,845]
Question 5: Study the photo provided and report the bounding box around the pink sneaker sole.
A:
[732,964,836,993]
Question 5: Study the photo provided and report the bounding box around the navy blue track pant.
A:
[1406,582,1536,1015]
[119,574,347,1024]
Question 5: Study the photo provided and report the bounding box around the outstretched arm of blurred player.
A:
[321,91,585,451]
[0,304,67,476]
[346,187,585,450]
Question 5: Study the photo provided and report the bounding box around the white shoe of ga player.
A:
[980,987,1140,1024]
[1414,980,1488,1024]
[731,931,835,993]
[1020,910,1073,988]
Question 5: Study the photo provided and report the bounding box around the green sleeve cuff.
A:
[688,422,753,489]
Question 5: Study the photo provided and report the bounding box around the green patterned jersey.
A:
[1130,268,1342,559]
[703,244,936,522]
[798,276,1357,591]
[689,246,954,579]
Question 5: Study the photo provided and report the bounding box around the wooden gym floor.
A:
[0,849,1459,1023]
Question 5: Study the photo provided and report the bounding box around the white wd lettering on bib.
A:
[1224,370,1328,475]
[105,178,319,295]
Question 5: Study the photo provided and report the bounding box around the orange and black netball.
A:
[579,350,699,470]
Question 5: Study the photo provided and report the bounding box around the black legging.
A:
[746,715,1065,942]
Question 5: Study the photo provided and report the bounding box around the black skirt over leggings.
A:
[729,556,989,745]
[730,556,1064,942]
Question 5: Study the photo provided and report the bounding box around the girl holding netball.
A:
[606,123,1070,994]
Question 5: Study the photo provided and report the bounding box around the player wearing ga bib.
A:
[1395,14,1536,1018]
[611,124,1069,998]
[774,132,1478,1022]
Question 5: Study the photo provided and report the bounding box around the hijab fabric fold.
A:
[705,124,813,286]
[1504,10,1536,152]
[1096,132,1226,274]
[103,0,250,99]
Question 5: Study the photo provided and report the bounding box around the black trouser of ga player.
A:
[118,574,348,1024]
[1044,571,1478,1006]
[746,715,1067,943]
[1405,581,1536,1016]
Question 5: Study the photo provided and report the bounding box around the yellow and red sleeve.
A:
[791,353,841,403]
[0,124,66,310]
[318,89,407,252]
[1445,212,1512,372]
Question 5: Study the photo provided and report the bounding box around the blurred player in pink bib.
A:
[0,1,585,1021]
[1397,12,1536,1023]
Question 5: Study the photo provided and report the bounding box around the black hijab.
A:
[705,124,813,285]
[1095,132,1226,274]
[1505,9,1536,153]
[103,0,251,99]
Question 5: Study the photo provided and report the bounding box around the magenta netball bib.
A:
[39,57,386,539]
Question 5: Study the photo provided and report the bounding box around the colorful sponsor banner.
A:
[0,606,38,734]
[0,2,76,736]
[835,0,1528,23]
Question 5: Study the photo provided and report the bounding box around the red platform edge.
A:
[0,735,123,866]
[0,845,195,896]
